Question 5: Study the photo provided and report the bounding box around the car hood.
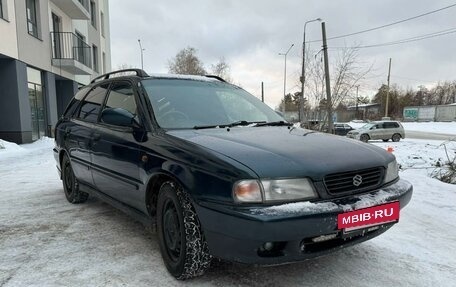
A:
[166,127,394,180]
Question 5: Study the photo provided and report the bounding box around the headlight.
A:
[261,178,317,201]
[233,178,317,203]
[384,160,399,183]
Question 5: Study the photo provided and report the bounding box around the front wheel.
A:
[157,181,211,280]
[360,134,370,143]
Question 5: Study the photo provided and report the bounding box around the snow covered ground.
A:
[347,121,456,135]
[1,137,456,286]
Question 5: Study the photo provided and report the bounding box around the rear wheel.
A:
[360,134,370,143]
[157,181,211,280]
[392,133,401,142]
[61,154,88,204]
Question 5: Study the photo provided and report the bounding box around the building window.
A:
[26,0,39,37]
[102,52,106,73]
[90,1,96,28]
[0,0,4,20]
[100,11,105,37]
[92,45,98,72]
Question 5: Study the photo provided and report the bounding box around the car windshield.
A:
[360,123,375,129]
[141,79,284,129]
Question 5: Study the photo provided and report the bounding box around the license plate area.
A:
[338,201,400,233]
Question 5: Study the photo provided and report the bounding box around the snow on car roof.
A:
[146,73,222,82]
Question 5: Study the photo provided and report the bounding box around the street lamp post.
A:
[300,18,322,123]
[279,43,294,114]
[137,39,145,70]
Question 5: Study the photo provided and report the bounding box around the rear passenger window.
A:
[384,122,399,129]
[78,84,109,123]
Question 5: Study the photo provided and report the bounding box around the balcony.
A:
[51,32,92,75]
[49,0,90,20]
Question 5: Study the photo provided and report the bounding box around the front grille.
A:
[324,167,384,194]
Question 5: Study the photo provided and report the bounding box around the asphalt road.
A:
[406,130,456,141]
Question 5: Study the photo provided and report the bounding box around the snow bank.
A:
[0,139,24,151]
[0,137,54,159]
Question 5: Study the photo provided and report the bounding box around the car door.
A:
[370,123,384,140]
[90,81,144,209]
[66,84,109,186]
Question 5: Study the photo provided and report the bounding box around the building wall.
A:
[0,59,32,143]
[14,0,53,71]
[0,0,112,144]
[0,0,19,59]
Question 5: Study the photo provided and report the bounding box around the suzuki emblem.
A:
[353,174,363,187]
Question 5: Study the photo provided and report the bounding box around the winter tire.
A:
[157,181,211,280]
[392,133,401,142]
[61,154,89,204]
[360,134,370,143]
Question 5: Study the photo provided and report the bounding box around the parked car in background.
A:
[333,123,354,136]
[53,69,412,279]
[347,121,405,143]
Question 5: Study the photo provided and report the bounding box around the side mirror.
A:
[101,108,137,127]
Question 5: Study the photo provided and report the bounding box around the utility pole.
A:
[138,39,145,70]
[321,22,333,133]
[279,44,294,113]
[261,82,264,102]
[385,58,392,118]
[355,85,360,119]
[300,18,322,123]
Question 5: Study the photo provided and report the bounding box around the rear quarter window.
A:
[63,87,90,118]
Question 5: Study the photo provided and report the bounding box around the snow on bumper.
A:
[195,179,413,264]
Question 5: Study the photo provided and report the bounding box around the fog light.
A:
[263,242,274,251]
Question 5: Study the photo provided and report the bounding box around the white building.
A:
[0,0,111,143]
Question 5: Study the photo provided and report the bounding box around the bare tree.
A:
[168,47,206,75]
[330,47,373,109]
[210,57,232,83]
[300,46,372,124]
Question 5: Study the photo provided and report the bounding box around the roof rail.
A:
[204,75,226,82]
[90,69,149,84]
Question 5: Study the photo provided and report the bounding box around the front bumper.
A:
[194,179,413,265]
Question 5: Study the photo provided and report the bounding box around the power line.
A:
[307,3,456,43]
[330,27,456,49]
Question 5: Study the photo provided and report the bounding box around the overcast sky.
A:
[109,0,456,108]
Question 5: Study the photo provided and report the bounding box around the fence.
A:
[403,105,456,122]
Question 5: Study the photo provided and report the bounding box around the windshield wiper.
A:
[193,120,266,130]
[254,121,293,127]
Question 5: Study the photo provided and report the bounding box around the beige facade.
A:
[0,0,111,144]
[0,0,111,84]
